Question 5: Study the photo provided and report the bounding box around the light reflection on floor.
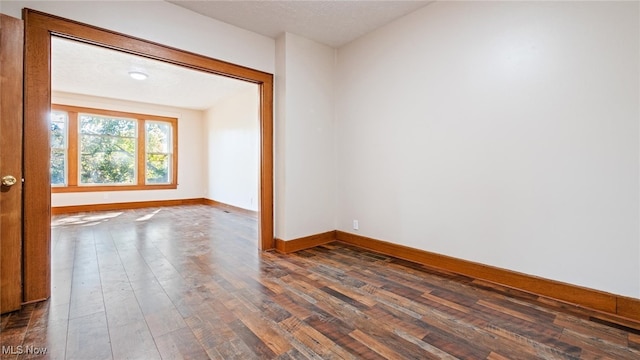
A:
[51,211,124,227]
[51,208,168,227]
[136,209,162,222]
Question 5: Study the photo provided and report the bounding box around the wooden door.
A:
[0,14,24,314]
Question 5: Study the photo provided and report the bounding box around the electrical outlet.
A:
[353,220,359,230]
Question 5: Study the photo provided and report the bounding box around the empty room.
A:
[1,1,639,359]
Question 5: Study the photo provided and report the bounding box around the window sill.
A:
[51,184,177,193]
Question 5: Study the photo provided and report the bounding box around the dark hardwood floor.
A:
[1,204,639,359]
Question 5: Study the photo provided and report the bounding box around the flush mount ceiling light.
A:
[128,71,148,80]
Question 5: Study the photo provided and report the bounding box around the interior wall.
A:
[51,92,205,207]
[7,0,638,298]
[204,87,259,211]
[275,32,336,240]
[335,1,640,298]
[275,34,287,239]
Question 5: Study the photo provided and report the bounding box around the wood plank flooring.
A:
[1,204,639,359]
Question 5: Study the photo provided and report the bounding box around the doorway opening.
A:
[23,9,274,303]
[50,37,261,221]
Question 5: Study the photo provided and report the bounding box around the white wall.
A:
[275,35,287,239]
[204,87,259,211]
[0,1,274,73]
[275,33,336,240]
[51,92,205,207]
[336,1,640,298]
[7,0,639,298]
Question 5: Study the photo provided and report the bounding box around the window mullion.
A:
[68,111,78,187]
[138,118,145,186]
[172,119,178,186]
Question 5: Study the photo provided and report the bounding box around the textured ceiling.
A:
[52,37,255,110]
[167,0,433,47]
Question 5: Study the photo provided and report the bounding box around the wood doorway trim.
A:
[23,9,274,302]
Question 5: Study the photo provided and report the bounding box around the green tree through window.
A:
[50,111,68,186]
[79,114,137,185]
[50,104,178,192]
[146,121,172,184]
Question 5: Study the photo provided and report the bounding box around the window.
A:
[145,121,173,184]
[50,111,68,186]
[51,104,178,192]
[79,113,137,185]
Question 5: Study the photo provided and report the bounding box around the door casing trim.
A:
[23,9,274,302]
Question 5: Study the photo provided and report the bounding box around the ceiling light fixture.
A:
[128,71,148,80]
